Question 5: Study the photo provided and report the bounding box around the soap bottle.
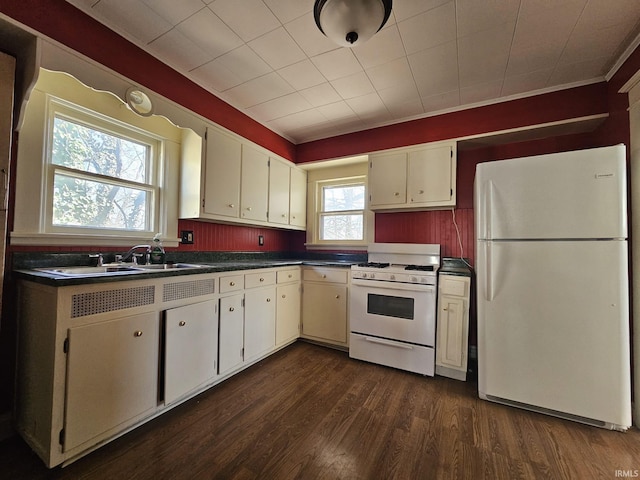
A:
[150,233,165,264]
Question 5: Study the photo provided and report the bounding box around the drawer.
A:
[219,274,244,294]
[439,275,470,298]
[245,271,276,289]
[303,267,348,284]
[277,268,300,284]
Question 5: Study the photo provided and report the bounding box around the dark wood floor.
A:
[1,341,639,479]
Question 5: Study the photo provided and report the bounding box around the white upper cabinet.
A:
[180,125,306,230]
[369,142,456,211]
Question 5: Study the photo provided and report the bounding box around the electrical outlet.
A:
[181,230,194,244]
[258,235,264,246]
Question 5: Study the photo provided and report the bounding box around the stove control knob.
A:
[411,276,418,283]
[361,273,367,278]
[370,273,375,279]
[390,275,395,280]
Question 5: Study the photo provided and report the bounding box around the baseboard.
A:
[0,411,14,442]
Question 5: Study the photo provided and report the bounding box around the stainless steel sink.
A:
[132,263,206,270]
[35,263,208,277]
[36,265,141,276]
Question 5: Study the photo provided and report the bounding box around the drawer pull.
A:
[134,331,143,337]
[179,321,186,326]
[260,278,264,282]
[322,274,327,278]
[282,294,286,298]
[230,281,235,286]
[335,295,340,299]
[288,274,292,278]
[266,298,271,302]
[228,203,235,208]
[229,307,235,312]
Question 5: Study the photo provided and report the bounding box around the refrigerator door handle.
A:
[483,180,495,240]
[485,241,494,301]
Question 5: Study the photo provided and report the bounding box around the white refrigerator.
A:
[475,144,632,431]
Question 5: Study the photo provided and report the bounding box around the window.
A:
[319,181,365,241]
[48,108,159,234]
[12,68,182,247]
[305,162,372,249]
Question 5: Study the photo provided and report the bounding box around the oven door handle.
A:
[351,278,435,292]
[364,336,413,350]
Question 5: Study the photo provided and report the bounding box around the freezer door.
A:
[476,239,631,428]
[475,145,627,240]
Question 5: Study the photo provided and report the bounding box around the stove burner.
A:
[405,265,435,271]
[357,262,390,268]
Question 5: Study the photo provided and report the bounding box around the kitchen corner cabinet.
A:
[368,142,456,211]
[180,125,306,230]
[301,267,349,348]
[435,274,471,381]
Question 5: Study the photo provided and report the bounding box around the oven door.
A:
[350,279,436,346]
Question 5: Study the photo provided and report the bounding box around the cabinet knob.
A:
[335,295,340,299]
[230,281,235,286]
[394,192,399,196]
[260,277,264,282]
[266,298,271,302]
[292,216,296,219]
[179,321,186,326]
[134,331,143,337]
[228,204,235,208]
[419,189,424,194]
[246,207,252,211]
[229,307,235,312]
[443,308,448,311]
[322,274,327,278]
[282,294,286,298]
[282,214,286,218]
[288,274,292,278]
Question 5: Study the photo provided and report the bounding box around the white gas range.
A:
[349,243,440,376]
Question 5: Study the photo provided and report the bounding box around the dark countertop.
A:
[439,257,474,277]
[13,252,365,287]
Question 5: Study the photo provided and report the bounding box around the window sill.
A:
[10,232,180,248]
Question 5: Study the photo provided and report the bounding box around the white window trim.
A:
[305,163,374,250]
[12,69,181,247]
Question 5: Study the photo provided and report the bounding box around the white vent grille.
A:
[163,279,215,302]
[71,286,155,318]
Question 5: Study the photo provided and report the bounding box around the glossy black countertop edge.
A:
[12,251,367,287]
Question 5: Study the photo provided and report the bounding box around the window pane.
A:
[323,184,365,212]
[52,116,148,183]
[321,214,363,240]
[53,173,148,230]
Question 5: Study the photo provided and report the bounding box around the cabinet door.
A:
[289,167,307,228]
[219,295,244,376]
[64,312,158,452]
[204,127,241,218]
[244,287,276,362]
[302,283,347,343]
[408,145,453,205]
[436,295,467,370]
[369,152,407,206]
[164,300,218,405]
[276,283,300,346]
[241,145,269,222]
[269,158,290,225]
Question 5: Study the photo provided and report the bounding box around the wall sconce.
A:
[125,87,154,117]
[314,0,393,48]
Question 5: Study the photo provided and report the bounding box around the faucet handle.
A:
[115,254,123,263]
[89,253,104,266]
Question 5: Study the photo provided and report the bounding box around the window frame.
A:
[44,99,163,237]
[306,167,373,249]
[317,179,366,243]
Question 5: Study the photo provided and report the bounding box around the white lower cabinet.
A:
[436,274,471,381]
[301,267,349,348]
[219,293,245,376]
[164,300,218,405]
[244,286,276,362]
[65,311,159,452]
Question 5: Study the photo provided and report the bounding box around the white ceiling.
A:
[66,0,640,144]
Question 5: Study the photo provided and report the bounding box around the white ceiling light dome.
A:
[314,0,393,48]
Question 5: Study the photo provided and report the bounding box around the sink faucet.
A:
[120,244,151,264]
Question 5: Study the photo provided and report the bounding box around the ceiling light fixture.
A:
[125,87,154,117]
[314,0,392,48]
